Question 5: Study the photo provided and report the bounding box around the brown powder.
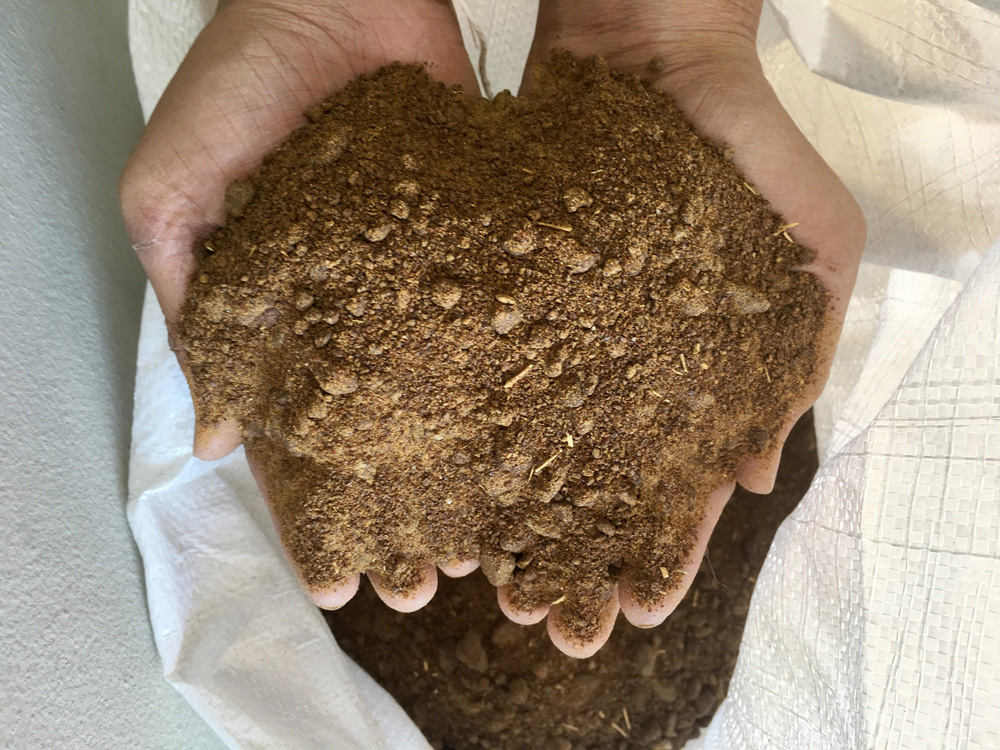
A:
[178,52,827,641]
[325,412,818,749]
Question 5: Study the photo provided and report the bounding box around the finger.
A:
[308,574,362,610]
[733,411,799,495]
[734,252,848,494]
[246,449,365,610]
[367,563,438,613]
[619,481,735,627]
[497,584,550,625]
[439,558,480,578]
[192,415,242,461]
[173,338,245,461]
[546,585,620,659]
[735,381,824,493]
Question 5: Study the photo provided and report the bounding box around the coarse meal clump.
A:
[325,414,819,750]
[178,51,828,642]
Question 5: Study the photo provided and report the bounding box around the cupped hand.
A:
[121,0,866,659]
[513,0,865,656]
[120,0,484,615]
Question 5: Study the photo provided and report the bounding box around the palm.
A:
[122,0,477,336]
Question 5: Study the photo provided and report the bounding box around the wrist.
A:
[532,0,762,78]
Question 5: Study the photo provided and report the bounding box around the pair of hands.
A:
[120,0,865,657]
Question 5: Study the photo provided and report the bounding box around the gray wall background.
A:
[0,1,223,747]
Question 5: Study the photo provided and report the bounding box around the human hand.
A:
[513,0,865,655]
[121,0,865,659]
[119,0,484,610]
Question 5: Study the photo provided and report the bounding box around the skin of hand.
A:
[121,0,865,658]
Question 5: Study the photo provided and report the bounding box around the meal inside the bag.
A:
[178,52,827,642]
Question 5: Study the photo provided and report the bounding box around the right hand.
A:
[120,0,483,614]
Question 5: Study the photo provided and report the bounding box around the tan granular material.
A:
[326,414,818,749]
[178,52,827,642]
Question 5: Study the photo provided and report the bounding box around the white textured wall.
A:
[0,1,223,747]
